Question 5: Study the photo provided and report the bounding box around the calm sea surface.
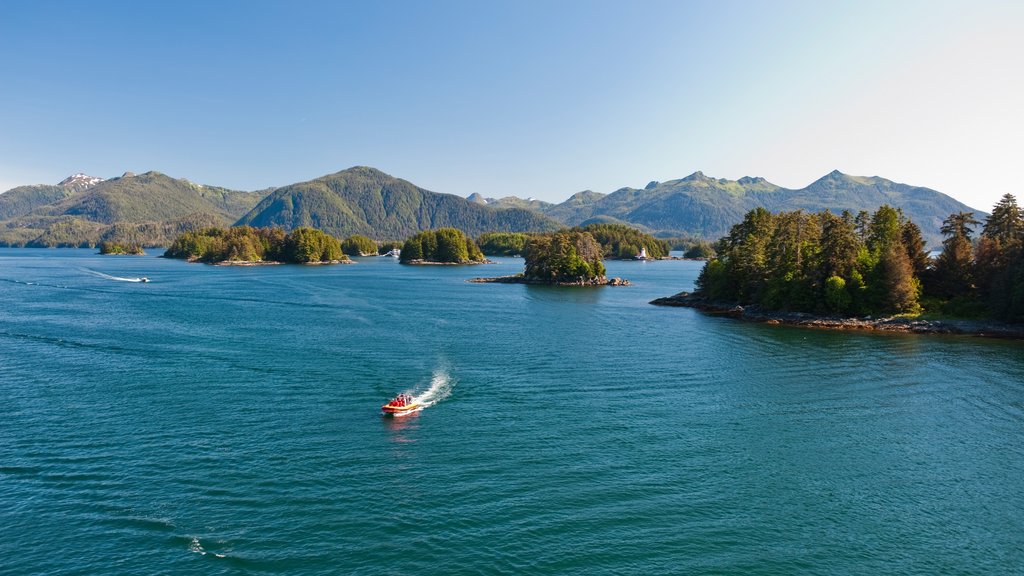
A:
[1,248,1023,575]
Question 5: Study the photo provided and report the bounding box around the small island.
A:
[98,241,145,255]
[341,234,379,256]
[400,228,489,265]
[163,226,351,265]
[471,229,630,286]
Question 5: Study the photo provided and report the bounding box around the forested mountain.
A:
[33,171,258,224]
[0,184,75,221]
[0,172,263,247]
[237,166,560,240]
[501,171,978,247]
[0,166,978,248]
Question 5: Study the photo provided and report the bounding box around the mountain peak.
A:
[683,171,708,181]
[738,176,766,185]
[58,173,104,191]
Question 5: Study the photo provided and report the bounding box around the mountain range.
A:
[0,166,980,248]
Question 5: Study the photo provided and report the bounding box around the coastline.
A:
[402,259,494,265]
[650,292,1024,339]
[470,275,630,286]
[212,259,354,266]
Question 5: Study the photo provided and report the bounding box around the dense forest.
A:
[477,225,668,259]
[400,228,486,264]
[523,230,606,283]
[695,194,1024,322]
[579,223,670,259]
[164,226,346,264]
[477,232,530,256]
[341,234,378,256]
[99,241,144,255]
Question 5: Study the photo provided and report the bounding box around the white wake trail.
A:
[411,369,454,409]
[81,268,147,282]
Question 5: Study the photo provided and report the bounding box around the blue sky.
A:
[1,0,1021,211]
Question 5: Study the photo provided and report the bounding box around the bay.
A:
[1,248,1022,575]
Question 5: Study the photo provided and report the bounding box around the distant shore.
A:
[402,259,494,266]
[202,259,353,266]
[470,275,630,287]
[650,292,1024,339]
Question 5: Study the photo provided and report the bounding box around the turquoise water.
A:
[2,248,1023,575]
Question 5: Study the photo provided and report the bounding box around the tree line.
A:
[476,224,669,259]
[400,228,486,263]
[695,194,1024,321]
[164,226,346,263]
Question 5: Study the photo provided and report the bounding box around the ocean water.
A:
[1,248,1023,575]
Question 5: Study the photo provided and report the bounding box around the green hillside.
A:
[237,166,560,239]
[0,184,76,220]
[36,171,258,224]
[0,171,263,247]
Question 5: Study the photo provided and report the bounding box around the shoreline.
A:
[650,292,1024,339]
[212,259,354,266]
[470,275,630,287]
[401,259,494,265]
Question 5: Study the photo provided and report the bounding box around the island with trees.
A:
[163,226,349,265]
[399,228,488,264]
[98,241,145,255]
[477,232,530,256]
[477,225,672,260]
[652,196,1024,338]
[580,223,670,259]
[471,229,629,286]
[341,234,379,256]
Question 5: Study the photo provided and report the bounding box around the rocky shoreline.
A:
[650,292,1024,339]
[470,275,630,286]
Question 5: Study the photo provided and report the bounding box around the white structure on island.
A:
[635,246,648,260]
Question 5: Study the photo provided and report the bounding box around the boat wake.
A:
[81,268,149,283]
[411,369,454,409]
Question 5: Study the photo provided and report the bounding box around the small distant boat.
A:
[139,277,150,283]
[381,393,419,416]
[384,248,401,258]
[635,246,648,260]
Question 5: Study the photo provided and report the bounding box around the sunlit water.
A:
[1,249,1023,574]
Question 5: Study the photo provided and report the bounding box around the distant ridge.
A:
[0,171,263,247]
[236,166,559,239]
[0,166,982,248]
[522,170,979,246]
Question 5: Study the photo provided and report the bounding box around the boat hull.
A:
[381,403,421,417]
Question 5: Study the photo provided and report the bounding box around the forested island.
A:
[163,226,349,264]
[475,224,669,260]
[98,241,145,255]
[399,228,487,264]
[653,194,1024,336]
[472,229,629,286]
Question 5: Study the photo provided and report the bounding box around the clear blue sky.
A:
[1,0,1021,211]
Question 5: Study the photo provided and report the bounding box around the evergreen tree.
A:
[901,221,929,278]
[982,193,1023,242]
[930,212,979,299]
[977,194,1024,321]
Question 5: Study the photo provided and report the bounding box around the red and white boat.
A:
[381,393,419,416]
